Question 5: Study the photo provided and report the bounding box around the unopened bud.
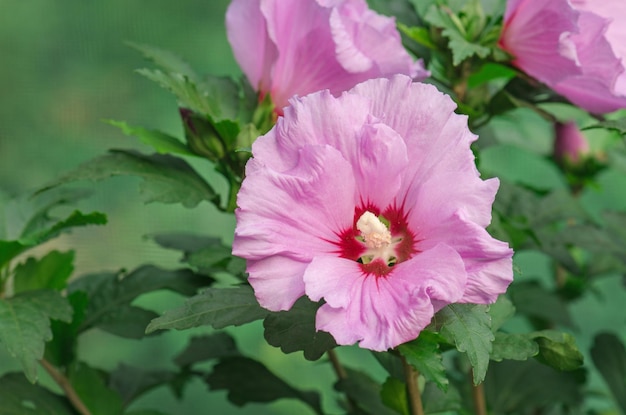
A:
[554,121,590,165]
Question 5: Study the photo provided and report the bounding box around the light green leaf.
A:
[263,296,336,361]
[106,120,194,156]
[583,118,626,136]
[40,150,219,208]
[530,330,584,371]
[398,331,448,391]
[0,290,72,382]
[488,295,515,332]
[380,377,409,415]
[490,332,539,362]
[206,356,323,414]
[146,285,268,333]
[437,304,493,384]
[13,250,75,294]
[69,362,123,415]
[398,23,436,49]
[0,372,75,414]
[591,332,626,413]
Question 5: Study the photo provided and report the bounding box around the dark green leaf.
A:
[13,250,75,294]
[146,285,267,333]
[485,359,584,412]
[173,332,240,367]
[0,290,72,382]
[380,377,409,415]
[398,331,448,391]
[335,368,397,415]
[530,330,584,371]
[590,333,626,412]
[108,364,176,408]
[490,332,539,362]
[372,352,405,381]
[263,296,337,361]
[436,304,493,384]
[509,281,574,328]
[68,362,123,415]
[106,120,194,156]
[206,356,323,414]
[422,382,462,414]
[70,266,208,337]
[125,411,170,415]
[127,42,199,82]
[40,150,219,208]
[0,372,75,415]
[45,291,88,367]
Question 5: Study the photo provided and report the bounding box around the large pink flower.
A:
[499,0,626,113]
[233,75,513,351]
[226,0,427,113]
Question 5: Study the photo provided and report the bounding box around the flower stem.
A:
[327,348,347,380]
[40,359,92,415]
[402,356,424,415]
[471,376,487,415]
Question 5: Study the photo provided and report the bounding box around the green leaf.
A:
[335,368,397,415]
[127,42,199,82]
[145,285,268,333]
[422,382,462,414]
[0,290,72,383]
[13,250,75,294]
[125,411,170,415]
[509,281,574,328]
[0,372,75,415]
[45,291,89,367]
[436,304,493,384]
[380,377,409,415]
[70,266,208,338]
[467,62,517,89]
[106,120,194,156]
[40,150,219,209]
[206,356,323,414]
[108,364,176,408]
[68,362,123,415]
[173,332,241,367]
[530,330,584,371]
[263,296,337,361]
[398,23,436,49]
[590,332,626,413]
[490,332,539,362]
[488,295,515,332]
[583,118,626,136]
[398,331,448,391]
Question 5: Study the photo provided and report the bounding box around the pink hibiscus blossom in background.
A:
[233,75,513,351]
[499,0,626,113]
[226,0,428,113]
[554,121,590,164]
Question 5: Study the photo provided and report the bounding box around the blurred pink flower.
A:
[554,121,590,164]
[233,75,513,351]
[226,0,427,114]
[499,0,626,113]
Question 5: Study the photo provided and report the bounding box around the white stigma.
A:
[357,211,392,249]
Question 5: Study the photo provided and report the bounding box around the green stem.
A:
[327,349,356,412]
[402,356,425,415]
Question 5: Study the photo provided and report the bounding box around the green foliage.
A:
[13,250,75,294]
[205,356,324,414]
[335,368,397,415]
[436,304,493,384]
[263,297,337,361]
[530,330,584,371]
[0,373,76,415]
[106,120,195,157]
[173,332,241,367]
[145,285,268,333]
[490,333,539,362]
[591,333,626,413]
[398,331,448,391]
[0,290,72,382]
[380,377,409,415]
[108,364,177,408]
[68,362,124,415]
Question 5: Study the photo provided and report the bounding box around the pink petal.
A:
[246,256,309,311]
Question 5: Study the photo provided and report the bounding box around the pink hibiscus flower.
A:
[225,0,427,113]
[233,75,513,351]
[499,0,626,113]
[554,121,590,164]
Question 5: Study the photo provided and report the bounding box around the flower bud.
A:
[554,121,590,165]
[179,108,225,162]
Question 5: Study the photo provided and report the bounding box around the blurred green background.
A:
[2,0,626,414]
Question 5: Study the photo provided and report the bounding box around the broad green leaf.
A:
[372,352,405,381]
[174,332,241,367]
[422,382,462,414]
[40,150,219,209]
[206,356,323,414]
[127,42,199,82]
[146,285,268,333]
[106,120,194,156]
[0,372,75,415]
[263,296,337,361]
[70,266,208,337]
[13,250,75,294]
[490,332,539,362]
[398,23,436,49]
[0,290,72,382]
[335,368,397,415]
[509,281,574,328]
[380,377,409,415]
[398,331,448,391]
[69,362,123,415]
[468,62,517,89]
[108,364,176,408]
[485,359,584,412]
[45,291,88,367]
[583,118,626,136]
[591,333,626,413]
[530,330,584,371]
[488,295,515,332]
[437,304,493,384]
